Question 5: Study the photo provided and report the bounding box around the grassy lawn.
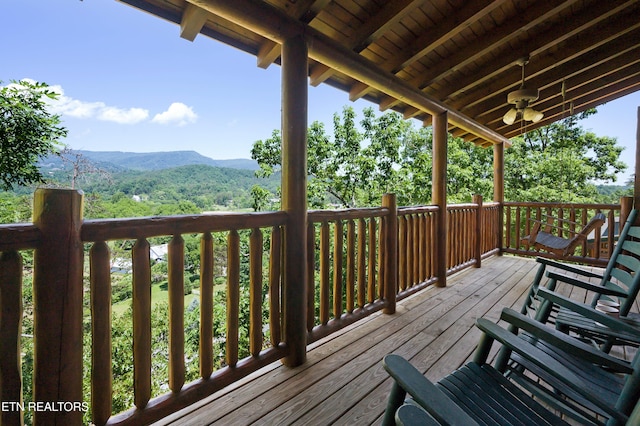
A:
[112,283,199,316]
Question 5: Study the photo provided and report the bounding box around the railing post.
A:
[382,194,397,314]
[32,188,84,425]
[281,34,308,367]
[620,196,633,227]
[473,194,483,268]
[493,142,504,255]
[432,111,448,287]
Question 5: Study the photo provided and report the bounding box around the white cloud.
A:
[152,102,198,126]
[98,106,149,124]
[44,84,149,124]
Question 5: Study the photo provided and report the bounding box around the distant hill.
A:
[74,150,259,171]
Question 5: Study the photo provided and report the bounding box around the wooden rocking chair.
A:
[522,212,606,257]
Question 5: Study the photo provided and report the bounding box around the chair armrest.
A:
[395,404,443,426]
[382,354,477,426]
[546,272,628,298]
[537,287,640,339]
[500,308,632,373]
[536,257,604,280]
[475,318,622,418]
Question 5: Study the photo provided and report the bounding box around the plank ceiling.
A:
[117,0,640,147]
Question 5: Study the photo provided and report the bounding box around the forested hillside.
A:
[2,151,279,222]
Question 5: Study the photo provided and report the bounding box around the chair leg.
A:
[382,382,407,426]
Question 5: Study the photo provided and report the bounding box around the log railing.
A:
[306,206,390,343]
[82,210,289,426]
[0,189,541,426]
[503,198,632,266]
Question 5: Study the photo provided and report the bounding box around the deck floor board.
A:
[153,255,635,426]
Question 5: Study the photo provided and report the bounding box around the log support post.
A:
[473,194,483,268]
[382,193,397,314]
[432,111,448,287]
[494,142,505,254]
[635,107,640,210]
[281,34,308,367]
[32,188,84,425]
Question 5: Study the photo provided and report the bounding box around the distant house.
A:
[110,243,168,273]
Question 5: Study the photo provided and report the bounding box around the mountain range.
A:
[40,150,259,172]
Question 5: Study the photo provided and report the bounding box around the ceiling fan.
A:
[502,56,544,125]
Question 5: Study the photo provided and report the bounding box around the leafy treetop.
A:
[0,79,67,190]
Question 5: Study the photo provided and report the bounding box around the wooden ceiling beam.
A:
[464,27,640,123]
[403,106,420,120]
[186,0,511,146]
[502,75,640,139]
[256,0,330,69]
[437,0,636,104]
[384,0,506,74]
[349,82,370,101]
[481,48,640,128]
[180,3,209,41]
[310,0,419,87]
[407,0,577,91]
[456,17,640,124]
[378,95,401,112]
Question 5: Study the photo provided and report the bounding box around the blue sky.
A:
[3,0,639,183]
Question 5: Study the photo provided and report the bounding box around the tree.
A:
[250,184,271,211]
[58,148,113,189]
[505,110,627,202]
[251,106,495,208]
[0,80,67,190]
[252,106,627,208]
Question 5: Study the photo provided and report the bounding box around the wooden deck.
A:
[153,255,634,426]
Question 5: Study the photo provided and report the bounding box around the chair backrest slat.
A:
[627,226,640,239]
[609,268,634,287]
[615,253,640,273]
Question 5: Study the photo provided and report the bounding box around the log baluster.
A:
[320,221,330,325]
[200,232,214,379]
[168,234,185,392]
[132,238,152,409]
[306,223,316,332]
[269,226,282,346]
[227,230,240,367]
[0,251,23,426]
[90,242,112,425]
[250,228,263,356]
[346,219,355,313]
[367,218,376,304]
[357,218,366,309]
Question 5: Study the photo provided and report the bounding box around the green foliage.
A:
[252,106,495,208]
[0,192,31,223]
[0,80,67,190]
[250,184,271,211]
[504,111,627,202]
[252,106,627,207]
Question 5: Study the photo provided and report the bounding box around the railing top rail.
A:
[308,207,389,222]
[81,210,288,242]
[503,201,620,210]
[0,223,41,251]
[398,205,439,215]
[447,203,478,210]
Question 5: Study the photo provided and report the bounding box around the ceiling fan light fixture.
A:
[507,88,539,105]
[523,107,543,123]
[503,107,518,125]
[503,55,544,126]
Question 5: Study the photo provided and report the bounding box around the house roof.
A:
[117,0,640,147]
